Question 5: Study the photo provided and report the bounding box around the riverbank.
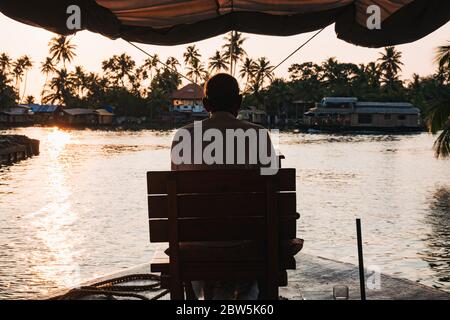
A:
[0,135,40,166]
[0,122,178,132]
[1,122,429,135]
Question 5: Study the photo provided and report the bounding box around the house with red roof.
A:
[171,83,206,114]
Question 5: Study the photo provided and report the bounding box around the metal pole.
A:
[356,218,366,300]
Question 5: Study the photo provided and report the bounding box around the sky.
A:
[0,12,449,102]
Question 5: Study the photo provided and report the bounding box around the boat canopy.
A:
[0,0,448,47]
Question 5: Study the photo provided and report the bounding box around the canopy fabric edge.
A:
[0,0,448,48]
[336,0,450,48]
[0,0,121,39]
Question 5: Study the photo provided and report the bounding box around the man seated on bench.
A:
[170,73,276,299]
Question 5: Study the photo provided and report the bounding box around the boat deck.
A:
[48,254,450,300]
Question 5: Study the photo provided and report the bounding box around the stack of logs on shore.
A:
[0,135,40,166]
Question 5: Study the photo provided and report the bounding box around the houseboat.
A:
[302,97,423,132]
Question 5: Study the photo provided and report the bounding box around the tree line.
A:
[0,33,448,157]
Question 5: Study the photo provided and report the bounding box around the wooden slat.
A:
[148,192,297,218]
[151,257,296,274]
[149,217,296,242]
[151,244,300,263]
[147,169,296,195]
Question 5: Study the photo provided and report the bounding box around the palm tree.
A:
[48,35,77,67]
[433,125,450,159]
[428,42,450,159]
[25,95,35,105]
[365,62,381,88]
[11,60,24,92]
[320,57,359,95]
[128,67,141,96]
[72,66,87,98]
[83,72,108,106]
[252,57,274,93]
[378,46,404,89]
[183,45,201,67]
[408,73,422,91]
[434,41,450,70]
[0,53,12,74]
[142,55,160,82]
[208,51,229,74]
[102,54,136,87]
[41,57,57,78]
[435,65,450,85]
[41,57,57,102]
[18,55,33,102]
[11,56,33,101]
[183,45,202,82]
[427,87,450,158]
[222,31,247,76]
[42,68,74,105]
[239,58,257,93]
[116,54,135,87]
[166,57,180,72]
[321,57,340,86]
[434,41,450,84]
[222,31,246,76]
[186,59,206,84]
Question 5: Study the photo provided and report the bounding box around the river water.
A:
[0,127,449,299]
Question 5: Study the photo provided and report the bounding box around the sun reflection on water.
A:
[46,128,71,158]
[24,127,84,295]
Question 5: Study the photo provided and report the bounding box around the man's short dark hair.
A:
[204,73,240,112]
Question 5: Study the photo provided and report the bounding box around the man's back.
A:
[171,111,272,171]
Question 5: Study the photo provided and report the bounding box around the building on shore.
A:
[62,108,97,125]
[95,109,115,125]
[165,83,208,125]
[303,97,422,131]
[62,108,115,125]
[28,104,63,123]
[0,105,33,124]
[171,83,207,115]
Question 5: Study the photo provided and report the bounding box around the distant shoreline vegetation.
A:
[0,34,448,157]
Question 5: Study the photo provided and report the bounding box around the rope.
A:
[126,40,195,84]
[126,26,325,84]
[272,27,326,72]
[52,273,169,300]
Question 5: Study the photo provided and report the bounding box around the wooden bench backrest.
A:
[148,169,297,243]
[147,169,297,299]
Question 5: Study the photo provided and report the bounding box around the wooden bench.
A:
[147,169,299,300]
